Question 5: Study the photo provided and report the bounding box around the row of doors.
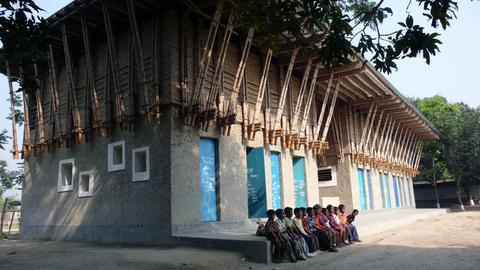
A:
[199,139,308,221]
[357,168,413,210]
[247,147,307,218]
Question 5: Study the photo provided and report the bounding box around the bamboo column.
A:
[5,61,19,159]
[61,24,83,143]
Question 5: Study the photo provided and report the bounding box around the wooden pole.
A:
[203,14,234,131]
[313,73,334,141]
[364,105,378,153]
[0,198,8,239]
[81,16,105,136]
[127,0,150,119]
[5,61,19,159]
[188,0,224,125]
[61,23,83,143]
[290,58,313,131]
[48,45,64,146]
[370,110,384,154]
[272,47,299,131]
[250,49,273,125]
[320,78,339,142]
[101,0,127,129]
[300,64,320,134]
[223,27,254,135]
[8,211,15,235]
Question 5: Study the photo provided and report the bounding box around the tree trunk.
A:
[456,173,465,211]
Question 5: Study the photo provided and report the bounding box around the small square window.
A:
[58,158,75,192]
[78,170,94,197]
[108,140,125,172]
[318,166,337,187]
[132,146,150,182]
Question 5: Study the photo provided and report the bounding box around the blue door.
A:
[379,172,385,208]
[357,168,366,210]
[199,138,218,221]
[367,170,374,209]
[384,173,391,208]
[392,175,400,207]
[293,157,307,208]
[270,152,282,210]
[247,147,267,218]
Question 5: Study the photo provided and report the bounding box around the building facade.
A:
[12,0,438,245]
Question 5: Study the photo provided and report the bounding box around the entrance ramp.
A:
[355,208,446,238]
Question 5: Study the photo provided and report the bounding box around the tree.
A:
[235,0,466,73]
[412,96,480,208]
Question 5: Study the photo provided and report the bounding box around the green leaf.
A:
[406,15,413,28]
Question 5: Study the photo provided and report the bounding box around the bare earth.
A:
[1,212,479,270]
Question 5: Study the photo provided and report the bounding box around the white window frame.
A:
[132,146,150,182]
[318,166,337,187]
[57,158,75,192]
[78,170,94,197]
[108,140,125,172]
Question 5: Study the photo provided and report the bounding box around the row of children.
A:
[263,204,360,263]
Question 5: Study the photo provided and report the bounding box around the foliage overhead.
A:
[235,0,463,72]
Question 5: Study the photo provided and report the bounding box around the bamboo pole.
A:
[33,63,46,153]
[250,49,272,124]
[61,24,83,143]
[313,73,334,141]
[359,103,374,152]
[101,0,127,129]
[203,14,234,131]
[188,0,224,125]
[382,120,397,161]
[370,110,384,154]
[320,79,339,142]
[19,67,32,158]
[300,64,320,135]
[271,47,299,132]
[5,61,19,159]
[127,0,150,119]
[364,105,378,153]
[81,16,105,137]
[290,58,312,131]
[223,27,254,135]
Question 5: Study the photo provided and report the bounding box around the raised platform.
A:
[173,208,446,263]
[173,230,270,263]
[355,208,446,237]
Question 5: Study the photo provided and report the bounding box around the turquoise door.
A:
[357,168,366,210]
[270,152,282,210]
[199,138,218,221]
[379,172,385,208]
[384,173,391,208]
[247,147,267,218]
[293,157,307,208]
[393,175,400,207]
[367,170,374,209]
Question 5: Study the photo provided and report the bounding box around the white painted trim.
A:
[78,170,94,197]
[57,158,75,192]
[108,140,125,172]
[132,146,150,182]
[318,166,337,187]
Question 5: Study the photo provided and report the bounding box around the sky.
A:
[0,0,479,198]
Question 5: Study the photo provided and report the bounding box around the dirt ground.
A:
[1,212,479,270]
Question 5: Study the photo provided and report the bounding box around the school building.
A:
[6,0,438,252]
